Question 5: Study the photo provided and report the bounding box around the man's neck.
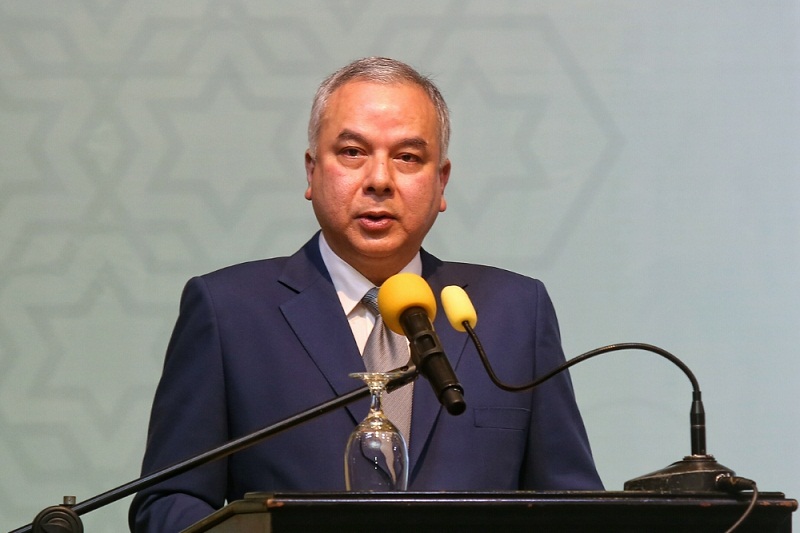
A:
[318,233,422,290]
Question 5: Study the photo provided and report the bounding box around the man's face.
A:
[305,80,451,284]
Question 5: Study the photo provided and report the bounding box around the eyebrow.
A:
[335,129,430,151]
[397,137,429,151]
[336,129,369,146]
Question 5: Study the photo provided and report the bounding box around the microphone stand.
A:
[11,368,419,533]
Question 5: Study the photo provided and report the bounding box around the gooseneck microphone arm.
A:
[463,328,707,456]
[461,322,759,531]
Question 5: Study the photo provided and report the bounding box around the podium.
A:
[183,491,797,533]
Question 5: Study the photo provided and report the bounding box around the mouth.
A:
[362,212,392,220]
[358,210,396,230]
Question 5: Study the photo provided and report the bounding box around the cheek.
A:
[312,170,361,214]
[404,185,443,222]
[319,161,361,190]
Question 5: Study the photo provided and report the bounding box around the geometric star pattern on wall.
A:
[407,12,624,269]
[148,61,308,228]
[0,2,622,530]
[1,262,169,466]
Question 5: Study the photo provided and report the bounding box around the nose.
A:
[363,158,394,196]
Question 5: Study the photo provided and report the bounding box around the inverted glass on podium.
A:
[182,491,797,533]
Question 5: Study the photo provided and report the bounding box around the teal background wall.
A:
[2,1,798,530]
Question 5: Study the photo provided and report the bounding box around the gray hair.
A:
[307,57,450,165]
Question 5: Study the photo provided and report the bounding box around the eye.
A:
[341,147,362,158]
[397,153,421,163]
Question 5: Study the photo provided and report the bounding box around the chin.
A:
[358,244,399,259]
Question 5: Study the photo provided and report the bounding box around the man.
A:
[129,57,602,532]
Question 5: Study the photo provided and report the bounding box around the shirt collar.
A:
[318,233,423,315]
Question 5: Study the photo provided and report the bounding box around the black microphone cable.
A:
[465,328,710,453]
[716,474,758,533]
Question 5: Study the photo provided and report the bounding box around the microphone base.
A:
[624,455,735,493]
[32,504,83,533]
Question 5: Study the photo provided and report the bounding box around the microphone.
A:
[378,273,466,415]
[440,285,477,332]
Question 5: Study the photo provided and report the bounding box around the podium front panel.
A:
[183,491,797,533]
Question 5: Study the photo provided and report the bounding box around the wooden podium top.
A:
[184,490,797,533]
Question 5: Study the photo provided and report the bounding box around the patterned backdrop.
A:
[2,1,798,530]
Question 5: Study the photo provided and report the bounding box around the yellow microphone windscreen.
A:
[441,285,478,332]
[378,273,437,335]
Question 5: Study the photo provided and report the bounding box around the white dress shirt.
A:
[317,233,421,354]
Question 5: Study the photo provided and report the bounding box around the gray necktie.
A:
[361,287,413,444]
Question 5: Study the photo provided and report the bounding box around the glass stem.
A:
[369,386,383,415]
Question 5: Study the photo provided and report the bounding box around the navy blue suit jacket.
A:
[129,235,602,532]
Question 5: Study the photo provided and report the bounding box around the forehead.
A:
[321,81,438,135]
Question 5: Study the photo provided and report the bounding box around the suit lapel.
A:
[278,236,368,424]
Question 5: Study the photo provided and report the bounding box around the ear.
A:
[304,150,315,200]
[438,159,451,212]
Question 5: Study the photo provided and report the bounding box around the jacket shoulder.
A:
[435,260,545,291]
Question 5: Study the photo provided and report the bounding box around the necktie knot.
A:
[361,287,380,317]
